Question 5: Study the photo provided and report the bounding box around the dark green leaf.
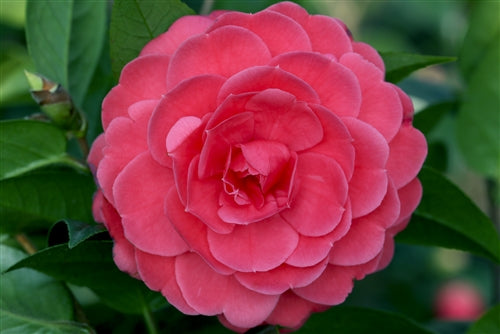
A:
[467,304,500,334]
[0,120,75,180]
[295,306,435,334]
[0,168,96,233]
[380,52,455,83]
[413,101,456,136]
[0,244,94,334]
[25,0,107,107]
[396,167,500,263]
[7,241,157,315]
[456,31,500,178]
[49,219,106,248]
[110,0,194,80]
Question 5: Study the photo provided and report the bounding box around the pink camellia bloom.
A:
[88,1,427,331]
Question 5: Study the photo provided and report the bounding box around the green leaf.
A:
[0,120,76,180]
[456,29,500,178]
[0,244,94,334]
[110,0,194,80]
[49,219,106,249]
[7,241,158,315]
[460,1,500,80]
[294,306,435,334]
[0,168,96,233]
[396,167,500,263]
[413,101,456,136]
[467,304,500,334]
[25,0,107,107]
[380,52,455,83]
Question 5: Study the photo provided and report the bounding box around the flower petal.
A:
[167,26,271,89]
[113,152,189,256]
[176,252,279,328]
[149,75,225,166]
[217,66,320,105]
[270,52,361,117]
[396,177,422,225]
[304,14,352,57]
[208,10,311,55]
[386,125,427,188]
[344,117,389,218]
[281,152,348,237]
[135,250,198,315]
[207,215,299,272]
[235,258,328,295]
[352,41,385,72]
[140,15,214,56]
[293,264,356,305]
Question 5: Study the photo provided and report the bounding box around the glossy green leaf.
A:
[294,306,435,334]
[467,304,500,334]
[7,241,157,315]
[25,0,107,107]
[0,120,71,180]
[0,168,95,233]
[0,244,94,334]
[110,0,194,80]
[396,167,500,263]
[49,219,106,249]
[380,52,455,83]
[413,101,456,136]
[456,31,500,178]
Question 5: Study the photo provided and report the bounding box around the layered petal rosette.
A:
[88,2,427,331]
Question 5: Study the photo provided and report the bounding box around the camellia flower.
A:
[88,1,427,331]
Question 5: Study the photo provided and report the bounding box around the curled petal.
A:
[176,252,279,328]
[113,152,189,256]
[207,215,299,272]
[149,75,225,166]
[281,152,348,237]
[396,177,423,225]
[167,26,272,89]
[352,41,385,72]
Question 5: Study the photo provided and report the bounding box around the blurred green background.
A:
[1,1,497,334]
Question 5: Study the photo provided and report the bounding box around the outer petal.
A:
[113,152,189,256]
[270,52,361,117]
[97,100,156,203]
[396,177,422,225]
[344,117,389,218]
[304,15,353,57]
[149,75,225,167]
[386,125,427,188]
[329,181,400,266]
[281,152,348,237]
[340,52,384,91]
[352,41,385,72]
[268,1,310,26]
[265,291,326,329]
[293,264,356,305]
[87,133,106,174]
[135,250,198,315]
[167,26,272,89]
[207,10,312,55]
[207,215,299,272]
[102,55,169,129]
[176,252,279,328]
[235,258,328,295]
[140,16,214,56]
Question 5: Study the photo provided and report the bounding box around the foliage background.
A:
[0,0,498,333]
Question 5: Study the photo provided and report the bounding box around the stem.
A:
[61,155,90,174]
[200,0,214,15]
[486,178,499,304]
[77,136,89,159]
[15,234,37,255]
[142,303,159,334]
